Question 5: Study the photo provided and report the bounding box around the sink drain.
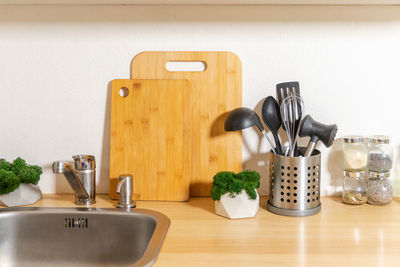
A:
[64,218,88,228]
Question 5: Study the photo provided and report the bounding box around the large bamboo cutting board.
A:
[131,51,242,196]
[109,79,191,201]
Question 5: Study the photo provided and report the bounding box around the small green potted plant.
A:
[0,157,43,207]
[211,170,260,219]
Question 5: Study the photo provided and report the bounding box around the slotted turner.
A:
[276,82,300,105]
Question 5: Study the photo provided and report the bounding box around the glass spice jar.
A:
[342,136,368,171]
[342,171,367,205]
[367,171,393,205]
[368,135,393,172]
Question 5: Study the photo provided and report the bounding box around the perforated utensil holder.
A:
[267,149,321,217]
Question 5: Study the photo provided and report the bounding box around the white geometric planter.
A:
[214,190,259,219]
[0,184,42,207]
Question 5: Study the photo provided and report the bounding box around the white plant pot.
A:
[0,184,42,207]
[214,190,259,219]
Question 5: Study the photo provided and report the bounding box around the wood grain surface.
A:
[131,51,243,196]
[110,79,191,200]
[11,195,400,267]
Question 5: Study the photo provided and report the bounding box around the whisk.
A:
[280,94,304,156]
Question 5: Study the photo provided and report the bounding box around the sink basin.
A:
[0,207,170,267]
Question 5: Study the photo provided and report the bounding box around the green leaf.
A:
[11,157,27,176]
[211,170,260,200]
[18,165,42,185]
[0,169,20,195]
[0,159,11,171]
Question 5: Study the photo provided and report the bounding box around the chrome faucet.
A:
[53,155,96,205]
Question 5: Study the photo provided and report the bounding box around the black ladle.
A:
[224,107,277,154]
[261,96,283,155]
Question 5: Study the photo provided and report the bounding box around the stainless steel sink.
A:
[0,207,170,267]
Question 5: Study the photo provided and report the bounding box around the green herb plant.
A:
[211,170,260,201]
[0,157,42,195]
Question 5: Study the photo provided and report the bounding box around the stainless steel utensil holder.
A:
[267,149,321,217]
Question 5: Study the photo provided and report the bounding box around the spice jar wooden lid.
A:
[343,135,365,143]
[368,135,390,144]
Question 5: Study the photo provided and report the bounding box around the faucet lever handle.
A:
[72,155,96,170]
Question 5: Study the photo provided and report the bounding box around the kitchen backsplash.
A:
[1,5,399,196]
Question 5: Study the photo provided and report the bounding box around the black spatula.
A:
[276,82,300,105]
[276,81,301,156]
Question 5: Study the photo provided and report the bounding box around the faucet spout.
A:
[116,179,126,194]
[52,161,89,200]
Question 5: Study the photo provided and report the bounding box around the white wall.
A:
[1,5,399,196]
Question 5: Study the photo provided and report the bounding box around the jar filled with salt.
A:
[342,171,367,205]
[368,135,393,172]
[342,136,368,171]
[367,171,392,205]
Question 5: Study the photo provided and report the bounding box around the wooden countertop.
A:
[4,194,400,266]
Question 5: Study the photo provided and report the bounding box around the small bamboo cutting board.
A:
[131,51,242,196]
[109,79,191,201]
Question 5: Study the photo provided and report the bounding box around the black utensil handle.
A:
[273,133,283,155]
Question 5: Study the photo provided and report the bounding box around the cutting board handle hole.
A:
[165,61,206,72]
[119,87,129,98]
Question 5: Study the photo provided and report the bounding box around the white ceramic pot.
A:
[214,189,259,219]
[0,184,42,207]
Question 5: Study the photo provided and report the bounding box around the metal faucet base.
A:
[75,197,96,206]
[116,201,136,209]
